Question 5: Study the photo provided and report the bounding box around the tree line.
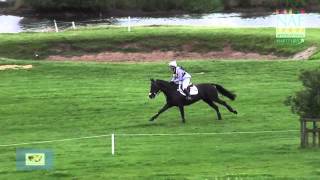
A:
[22,0,223,13]
[13,0,320,13]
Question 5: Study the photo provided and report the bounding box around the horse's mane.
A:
[155,79,177,90]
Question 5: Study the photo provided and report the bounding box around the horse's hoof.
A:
[149,120,156,124]
[233,111,238,114]
[149,118,155,122]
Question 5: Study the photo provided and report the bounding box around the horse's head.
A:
[149,79,160,99]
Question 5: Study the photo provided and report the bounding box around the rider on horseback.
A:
[169,60,192,100]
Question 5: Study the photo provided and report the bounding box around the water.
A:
[1,12,320,33]
[116,13,320,28]
[0,15,23,33]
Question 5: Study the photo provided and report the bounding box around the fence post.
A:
[313,121,317,146]
[300,118,320,148]
[111,133,115,155]
[318,125,320,147]
[300,118,305,147]
[128,16,131,32]
[54,20,59,33]
[72,21,76,30]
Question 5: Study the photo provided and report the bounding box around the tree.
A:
[285,68,320,118]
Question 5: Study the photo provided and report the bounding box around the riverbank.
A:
[0,26,319,61]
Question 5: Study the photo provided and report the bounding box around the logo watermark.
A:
[275,0,306,45]
[16,149,53,171]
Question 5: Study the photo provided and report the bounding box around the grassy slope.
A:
[0,27,319,59]
[1,59,320,179]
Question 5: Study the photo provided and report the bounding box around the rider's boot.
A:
[184,89,192,100]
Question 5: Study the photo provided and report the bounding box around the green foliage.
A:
[23,0,223,12]
[24,0,107,11]
[310,51,320,60]
[285,68,320,118]
[181,0,222,13]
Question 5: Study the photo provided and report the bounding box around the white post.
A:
[72,21,76,30]
[111,133,115,155]
[128,16,131,32]
[54,20,59,33]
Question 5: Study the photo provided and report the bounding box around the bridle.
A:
[149,81,161,98]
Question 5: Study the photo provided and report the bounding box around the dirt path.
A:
[293,46,318,60]
[48,46,280,62]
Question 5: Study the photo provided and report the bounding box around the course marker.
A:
[54,20,59,32]
[111,133,115,155]
[72,21,76,29]
[128,16,131,32]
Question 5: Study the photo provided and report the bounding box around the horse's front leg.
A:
[149,104,172,122]
[178,106,186,123]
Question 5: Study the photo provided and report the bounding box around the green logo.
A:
[275,10,305,45]
[16,149,53,171]
[25,153,46,166]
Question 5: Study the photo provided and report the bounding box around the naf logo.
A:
[16,149,53,171]
[274,0,306,45]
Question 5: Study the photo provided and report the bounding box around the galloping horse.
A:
[148,79,237,123]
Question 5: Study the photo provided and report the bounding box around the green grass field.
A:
[1,58,320,179]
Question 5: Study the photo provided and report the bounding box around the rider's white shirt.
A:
[171,67,191,82]
[171,67,191,90]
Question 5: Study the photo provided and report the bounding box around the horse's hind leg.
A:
[204,100,222,120]
[215,98,237,114]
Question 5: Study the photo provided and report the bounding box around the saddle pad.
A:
[189,85,198,95]
[178,85,198,96]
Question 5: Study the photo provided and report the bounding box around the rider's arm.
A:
[176,68,185,81]
[170,74,176,82]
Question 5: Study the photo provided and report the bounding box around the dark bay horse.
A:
[148,79,237,123]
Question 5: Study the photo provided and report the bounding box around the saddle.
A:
[177,84,198,96]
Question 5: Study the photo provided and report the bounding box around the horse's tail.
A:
[212,84,236,101]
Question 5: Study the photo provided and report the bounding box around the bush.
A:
[310,51,320,60]
[285,68,320,118]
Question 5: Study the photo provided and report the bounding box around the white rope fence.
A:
[0,134,110,147]
[116,130,299,136]
[0,130,299,155]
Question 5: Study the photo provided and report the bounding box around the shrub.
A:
[285,68,320,118]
